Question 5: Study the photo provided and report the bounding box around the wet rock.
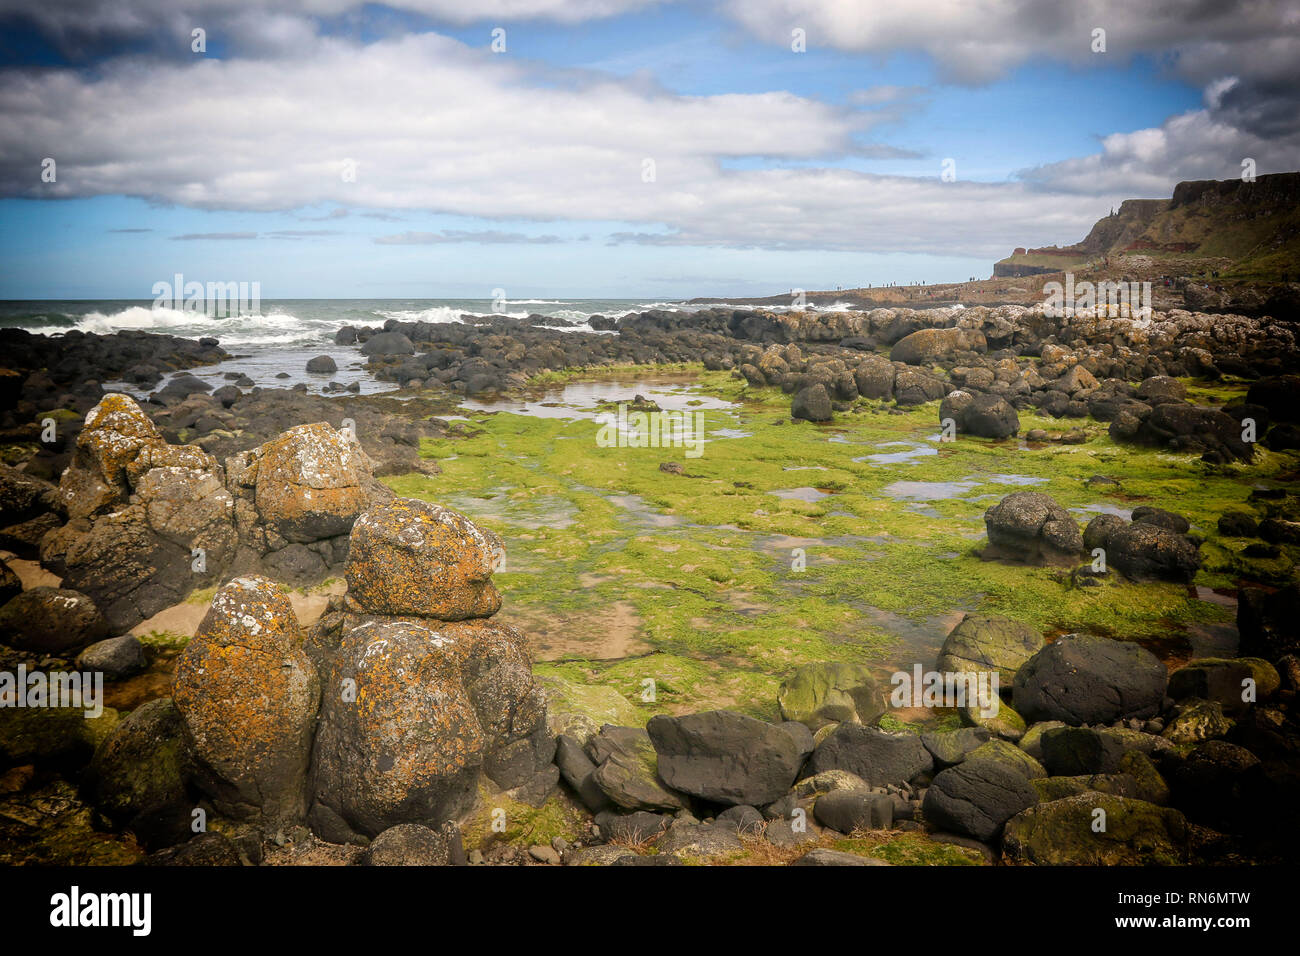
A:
[791,384,832,422]
[306,355,337,374]
[74,634,147,680]
[360,331,415,357]
[1162,699,1234,745]
[82,698,195,838]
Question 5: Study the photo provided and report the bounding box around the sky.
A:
[0,0,1297,300]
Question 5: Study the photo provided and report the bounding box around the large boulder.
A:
[890,327,985,366]
[586,725,689,812]
[778,662,882,731]
[0,586,108,654]
[646,710,804,807]
[172,576,320,827]
[1002,793,1188,865]
[309,617,549,842]
[1087,518,1201,583]
[806,723,933,787]
[922,758,1039,842]
[57,393,165,521]
[248,423,371,543]
[1013,634,1168,726]
[345,498,502,620]
[940,391,1020,439]
[936,613,1044,685]
[983,492,1084,565]
[791,384,832,422]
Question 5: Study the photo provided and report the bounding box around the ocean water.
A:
[0,297,860,395]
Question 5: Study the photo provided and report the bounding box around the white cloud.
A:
[0,31,1113,257]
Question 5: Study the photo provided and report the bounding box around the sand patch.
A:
[503,599,651,661]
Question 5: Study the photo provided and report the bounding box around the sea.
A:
[0,297,858,396]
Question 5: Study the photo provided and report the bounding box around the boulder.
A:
[890,327,985,365]
[345,497,502,619]
[1039,726,1169,775]
[249,423,371,543]
[1168,657,1279,715]
[1013,634,1168,725]
[982,492,1083,565]
[922,758,1039,842]
[806,723,933,786]
[306,355,338,374]
[1102,522,1201,583]
[920,726,991,767]
[936,612,1044,685]
[360,331,415,357]
[359,822,464,866]
[647,710,804,807]
[791,384,832,422]
[172,576,319,827]
[777,661,882,730]
[587,725,689,812]
[0,586,108,654]
[1002,793,1188,865]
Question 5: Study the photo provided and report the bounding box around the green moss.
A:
[380,369,1298,716]
[832,832,985,865]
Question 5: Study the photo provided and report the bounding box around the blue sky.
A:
[0,0,1294,300]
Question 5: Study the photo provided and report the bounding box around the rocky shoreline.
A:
[1,300,1298,866]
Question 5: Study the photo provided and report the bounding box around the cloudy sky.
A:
[1,0,1296,299]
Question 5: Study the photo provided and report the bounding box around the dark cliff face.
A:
[1171,171,1300,211]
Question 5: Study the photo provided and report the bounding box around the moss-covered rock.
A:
[536,674,641,745]
[959,696,1026,741]
[1163,698,1235,745]
[778,661,882,731]
[936,612,1044,685]
[1003,793,1189,865]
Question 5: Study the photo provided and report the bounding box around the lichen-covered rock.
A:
[1162,699,1234,745]
[778,661,882,731]
[1169,657,1279,715]
[0,586,108,654]
[359,822,464,866]
[172,576,319,827]
[345,497,502,619]
[1002,793,1189,865]
[936,613,1044,685]
[249,423,371,543]
[537,674,641,745]
[309,617,550,842]
[1013,634,1168,726]
[58,393,165,521]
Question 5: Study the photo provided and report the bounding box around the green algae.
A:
[382,370,1299,717]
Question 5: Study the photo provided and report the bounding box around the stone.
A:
[778,661,882,730]
[1013,634,1167,725]
[360,822,463,865]
[921,726,991,766]
[1163,699,1234,745]
[966,739,1046,779]
[656,820,743,861]
[345,497,502,619]
[250,423,371,544]
[813,789,893,833]
[647,710,804,807]
[983,492,1083,565]
[791,384,833,422]
[1168,657,1279,715]
[806,723,933,787]
[922,758,1039,842]
[1039,726,1169,775]
[75,635,147,680]
[587,725,688,812]
[0,586,108,654]
[1002,794,1188,865]
[306,355,338,373]
[936,613,1044,684]
[594,809,669,844]
[172,576,319,827]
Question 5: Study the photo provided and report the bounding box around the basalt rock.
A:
[982,492,1084,566]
